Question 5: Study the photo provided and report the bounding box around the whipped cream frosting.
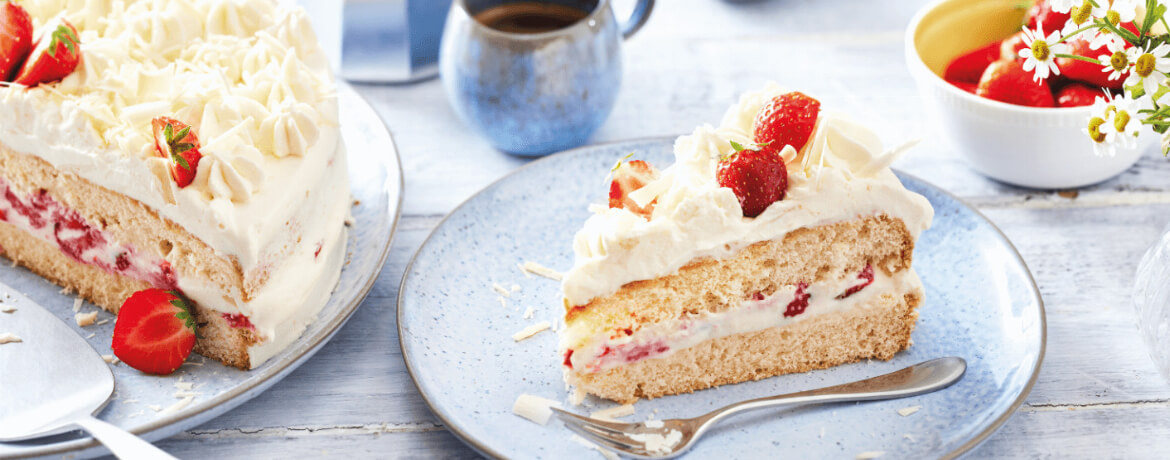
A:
[0,0,349,367]
[561,83,934,307]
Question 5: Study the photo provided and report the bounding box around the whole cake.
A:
[558,84,934,403]
[0,0,349,370]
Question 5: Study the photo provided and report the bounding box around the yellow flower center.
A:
[1030,40,1050,61]
[1072,1,1093,24]
[1088,117,1107,143]
[1114,110,1131,132]
[1136,53,1157,77]
[1106,10,1121,26]
[1111,51,1129,72]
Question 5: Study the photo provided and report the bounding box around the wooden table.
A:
[155,1,1170,457]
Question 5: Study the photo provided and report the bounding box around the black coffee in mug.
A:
[473,2,590,34]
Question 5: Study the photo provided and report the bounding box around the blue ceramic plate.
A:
[0,83,402,459]
[400,138,1046,459]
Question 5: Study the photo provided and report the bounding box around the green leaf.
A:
[171,152,190,171]
[729,140,746,152]
[163,123,173,142]
[173,126,190,142]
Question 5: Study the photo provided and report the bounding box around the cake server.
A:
[553,356,967,459]
[0,282,177,459]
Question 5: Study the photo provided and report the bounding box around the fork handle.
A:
[73,416,178,460]
[700,357,967,428]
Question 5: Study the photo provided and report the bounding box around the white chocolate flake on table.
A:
[512,394,561,425]
[903,433,915,442]
[590,404,635,421]
[122,399,138,404]
[492,283,511,298]
[75,311,99,327]
[856,451,885,459]
[523,307,535,319]
[1,305,15,313]
[72,298,83,312]
[96,319,110,326]
[897,405,921,417]
[499,297,507,309]
[0,333,21,344]
[644,419,664,428]
[570,434,620,460]
[86,333,96,339]
[512,321,550,341]
[520,261,563,281]
[511,284,521,292]
[148,405,163,412]
[160,396,195,415]
[102,354,119,364]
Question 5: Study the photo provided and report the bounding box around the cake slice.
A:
[559,84,934,403]
[0,0,350,370]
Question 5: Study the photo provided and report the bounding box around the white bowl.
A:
[905,0,1152,189]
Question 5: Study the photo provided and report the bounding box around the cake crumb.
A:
[897,405,921,417]
[60,286,73,295]
[570,434,620,460]
[520,261,562,281]
[512,394,561,425]
[645,419,664,428]
[1,305,15,313]
[492,283,511,298]
[512,321,550,341]
[856,451,884,459]
[72,298,83,312]
[0,333,21,344]
[102,354,119,364]
[591,404,635,420]
[523,307,535,319]
[75,311,98,327]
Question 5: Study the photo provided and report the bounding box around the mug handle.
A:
[619,0,655,39]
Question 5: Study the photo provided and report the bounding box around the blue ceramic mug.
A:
[440,0,654,156]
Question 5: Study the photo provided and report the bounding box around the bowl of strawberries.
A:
[906,0,1155,189]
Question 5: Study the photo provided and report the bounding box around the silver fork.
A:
[553,356,966,458]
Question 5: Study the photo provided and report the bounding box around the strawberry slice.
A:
[752,92,821,152]
[12,18,79,86]
[1055,83,1101,107]
[0,1,33,82]
[112,289,197,375]
[609,159,659,218]
[717,141,788,218]
[945,40,1002,83]
[152,117,203,188]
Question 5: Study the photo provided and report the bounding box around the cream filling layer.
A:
[562,83,935,307]
[562,268,922,374]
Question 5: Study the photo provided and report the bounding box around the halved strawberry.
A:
[112,289,197,375]
[0,1,33,81]
[609,159,659,218]
[1024,0,1072,35]
[12,18,79,86]
[152,117,203,188]
[976,59,1055,107]
[1055,82,1101,107]
[752,92,821,152]
[945,40,1002,83]
[717,141,788,218]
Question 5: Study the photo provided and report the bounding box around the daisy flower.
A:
[1098,39,1131,81]
[1087,93,1143,156]
[1018,24,1067,81]
[1048,0,1080,13]
[1061,0,1095,36]
[1126,43,1170,97]
[1092,0,1139,25]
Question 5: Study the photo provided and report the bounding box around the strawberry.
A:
[1055,82,1101,107]
[716,141,788,218]
[1000,31,1028,61]
[752,92,820,152]
[1056,39,1124,89]
[976,59,1055,107]
[608,158,658,218]
[112,289,197,375]
[0,1,33,81]
[12,18,79,86]
[947,78,978,94]
[152,117,203,188]
[1024,0,1071,34]
[945,41,1002,83]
